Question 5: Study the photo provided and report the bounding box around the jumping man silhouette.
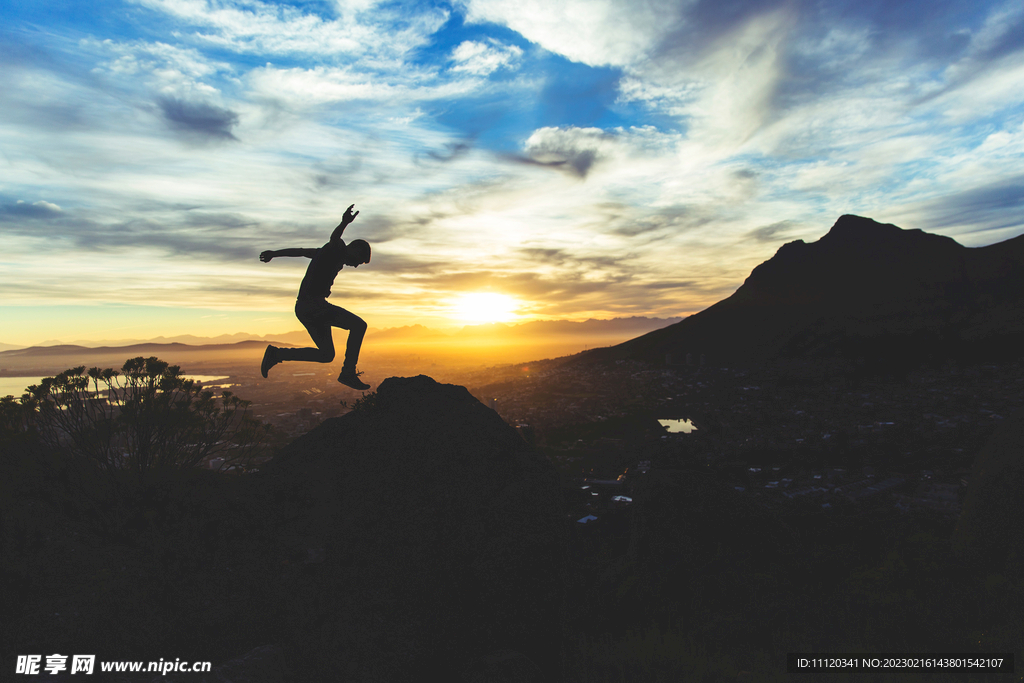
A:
[259,204,372,390]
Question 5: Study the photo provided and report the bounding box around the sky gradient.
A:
[3,0,1024,346]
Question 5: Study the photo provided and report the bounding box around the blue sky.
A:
[2,0,1023,345]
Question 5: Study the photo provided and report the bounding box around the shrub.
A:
[19,357,269,481]
[0,395,29,441]
[340,390,380,413]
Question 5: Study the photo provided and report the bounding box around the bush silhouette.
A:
[18,357,269,481]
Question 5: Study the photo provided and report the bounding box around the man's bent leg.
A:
[275,299,337,363]
[324,305,369,390]
[323,305,366,370]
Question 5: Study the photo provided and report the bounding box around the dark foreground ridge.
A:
[4,369,1024,680]
[1,375,564,682]
[585,215,1024,367]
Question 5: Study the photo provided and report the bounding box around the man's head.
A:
[345,239,371,267]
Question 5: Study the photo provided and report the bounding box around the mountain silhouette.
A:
[585,215,1024,367]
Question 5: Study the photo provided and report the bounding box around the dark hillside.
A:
[952,407,1024,571]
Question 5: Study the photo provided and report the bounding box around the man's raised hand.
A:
[341,204,359,225]
[260,250,274,262]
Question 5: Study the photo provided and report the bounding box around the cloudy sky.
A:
[3,0,1023,345]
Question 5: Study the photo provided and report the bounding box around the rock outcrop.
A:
[255,375,565,681]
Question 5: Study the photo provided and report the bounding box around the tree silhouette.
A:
[19,357,269,481]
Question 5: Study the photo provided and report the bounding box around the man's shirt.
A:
[297,240,348,300]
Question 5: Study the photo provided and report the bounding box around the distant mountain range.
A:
[1,317,681,352]
[0,341,274,378]
[584,215,1024,366]
[370,317,685,343]
[0,317,681,375]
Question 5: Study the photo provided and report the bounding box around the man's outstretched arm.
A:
[329,204,359,242]
[260,248,317,262]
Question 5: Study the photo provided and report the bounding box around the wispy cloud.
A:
[129,0,445,57]
[450,39,522,76]
[891,174,1024,240]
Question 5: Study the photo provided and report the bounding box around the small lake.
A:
[0,375,231,398]
[658,418,698,434]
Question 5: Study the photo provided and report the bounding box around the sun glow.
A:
[451,292,520,324]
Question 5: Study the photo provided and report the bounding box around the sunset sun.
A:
[452,292,520,324]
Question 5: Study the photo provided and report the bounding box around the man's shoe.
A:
[261,345,279,378]
[338,367,370,390]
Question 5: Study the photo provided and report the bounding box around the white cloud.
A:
[92,39,225,78]
[674,7,796,150]
[89,38,232,101]
[245,64,482,110]
[130,0,447,58]
[247,65,403,106]
[450,40,523,76]
[934,56,1024,123]
[953,0,1024,63]
[31,200,62,212]
[462,0,680,67]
